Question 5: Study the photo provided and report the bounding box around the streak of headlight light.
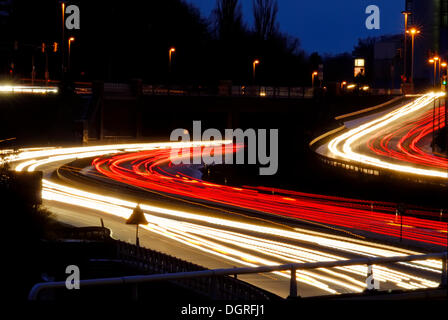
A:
[146,223,340,293]
[42,187,339,294]
[42,183,343,293]
[191,225,438,287]
[43,183,438,291]
[26,150,120,172]
[42,177,439,269]
[9,141,232,164]
[328,92,448,178]
[41,179,440,291]
[10,142,443,269]
[155,219,437,290]
[9,142,441,293]
[144,217,366,292]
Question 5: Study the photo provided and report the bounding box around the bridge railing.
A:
[28,251,447,300]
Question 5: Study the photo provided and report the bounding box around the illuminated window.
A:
[354,59,365,67]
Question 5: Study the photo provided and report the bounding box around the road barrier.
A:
[27,239,272,301]
[29,251,447,300]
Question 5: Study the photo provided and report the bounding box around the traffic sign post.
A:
[126,204,148,247]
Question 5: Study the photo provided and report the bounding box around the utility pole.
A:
[61,1,66,80]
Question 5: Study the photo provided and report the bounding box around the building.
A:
[405,0,448,85]
[373,35,403,90]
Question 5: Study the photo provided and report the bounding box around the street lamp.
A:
[429,57,440,87]
[406,28,420,84]
[61,1,66,74]
[311,71,318,88]
[253,59,260,81]
[169,47,176,73]
[429,57,441,152]
[401,11,412,83]
[68,37,75,72]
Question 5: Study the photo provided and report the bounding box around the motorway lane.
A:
[89,148,448,247]
[43,199,442,298]
[326,92,448,179]
[4,142,444,298]
[43,200,309,298]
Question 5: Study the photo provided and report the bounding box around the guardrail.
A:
[114,240,270,300]
[28,251,447,300]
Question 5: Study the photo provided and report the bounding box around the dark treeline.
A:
[1,0,325,86]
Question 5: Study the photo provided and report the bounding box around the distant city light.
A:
[0,85,58,94]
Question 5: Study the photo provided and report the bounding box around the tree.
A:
[213,0,245,40]
[309,52,322,71]
[252,0,279,40]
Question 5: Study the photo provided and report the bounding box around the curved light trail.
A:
[3,142,444,296]
[367,105,447,170]
[89,147,447,246]
[328,92,448,179]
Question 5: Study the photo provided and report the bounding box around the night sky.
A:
[187,0,405,55]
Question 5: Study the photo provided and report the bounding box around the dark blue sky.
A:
[186,0,405,55]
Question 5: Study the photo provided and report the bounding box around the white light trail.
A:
[328,92,448,179]
[3,141,442,296]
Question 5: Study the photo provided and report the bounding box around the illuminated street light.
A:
[68,37,75,72]
[406,28,420,84]
[169,47,176,73]
[312,71,318,88]
[429,57,441,87]
[253,59,260,81]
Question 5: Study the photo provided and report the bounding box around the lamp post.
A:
[442,61,447,88]
[429,57,440,152]
[437,59,444,87]
[429,58,439,87]
[311,71,318,88]
[61,1,66,75]
[402,11,412,83]
[68,37,75,72]
[406,28,420,84]
[253,59,260,82]
[435,57,440,86]
[169,47,176,73]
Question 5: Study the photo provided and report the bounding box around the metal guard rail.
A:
[29,251,447,300]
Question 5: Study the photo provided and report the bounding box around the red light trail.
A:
[368,106,447,169]
[92,146,447,247]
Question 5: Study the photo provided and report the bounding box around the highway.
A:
[326,92,447,179]
[2,137,445,298]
